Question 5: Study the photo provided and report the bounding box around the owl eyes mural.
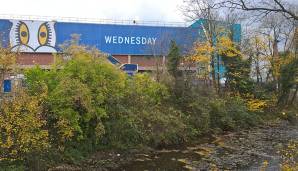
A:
[10,20,57,52]
[16,22,29,45]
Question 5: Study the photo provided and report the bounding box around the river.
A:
[50,120,297,171]
[116,121,297,171]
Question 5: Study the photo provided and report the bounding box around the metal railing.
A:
[0,14,188,27]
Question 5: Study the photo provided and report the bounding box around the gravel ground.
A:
[191,120,298,170]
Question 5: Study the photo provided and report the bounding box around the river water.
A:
[116,121,298,171]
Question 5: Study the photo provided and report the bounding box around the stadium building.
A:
[0,15,241,71]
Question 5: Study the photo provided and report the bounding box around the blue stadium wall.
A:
[0,18,241,74]
[0,19,204,56]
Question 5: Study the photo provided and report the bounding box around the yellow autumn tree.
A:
[186,35,241,86]
[0,47,17,95]
[247,36,271,84]
[0,90,49,161]
[217,36,241,58]
[189,41,214,63]
[188,41,214,80]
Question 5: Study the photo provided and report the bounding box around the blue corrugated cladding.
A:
[55,22,199,55]
[232,24,241,43]
[190,18,241,43]
[0,19,240,56]
[0,19,200,55]
[0,19,12,47]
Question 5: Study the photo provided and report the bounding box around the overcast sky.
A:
[0,0,186,22]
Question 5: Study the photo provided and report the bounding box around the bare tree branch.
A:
[218,0,298,20]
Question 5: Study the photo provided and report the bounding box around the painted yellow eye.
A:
[38,23,49,46]
[18,22,29,45]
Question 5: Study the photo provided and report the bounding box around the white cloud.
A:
[0,0,185,22]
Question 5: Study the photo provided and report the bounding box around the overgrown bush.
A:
[209,96,260,131]
[24,50,127,163]
[279,106,298,124]
[0,44,263,169]
[0,91,49,170]
[183,99,211,137]
[102,74,188,149]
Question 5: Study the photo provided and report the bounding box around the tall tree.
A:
[167,40,181,79]
[278,57,298,106]
[182,0,224,92]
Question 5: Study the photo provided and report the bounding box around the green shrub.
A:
[226,96,260,128]
[209,98,233,131]
[102,73,188,149]
[102,114,145,149]
[209,97,259,131]
[0,161,25,171]
[24,49,127,163]
[280,107,298,124]
[144,107,187,147]
[183,99,211,137]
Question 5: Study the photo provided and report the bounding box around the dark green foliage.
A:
[183,98,211,137]
[209,97,260,131]
[278,57,298,106]
[280,107,298,124]
[0,160,25,171]
[102,114,144,149]
[105,106,188,148]
[223,56,254,95]
[167,40,181,79]
[103,74,188,149]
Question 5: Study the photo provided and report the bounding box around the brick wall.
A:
[16,53,174,71]
[17,53,54,66]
